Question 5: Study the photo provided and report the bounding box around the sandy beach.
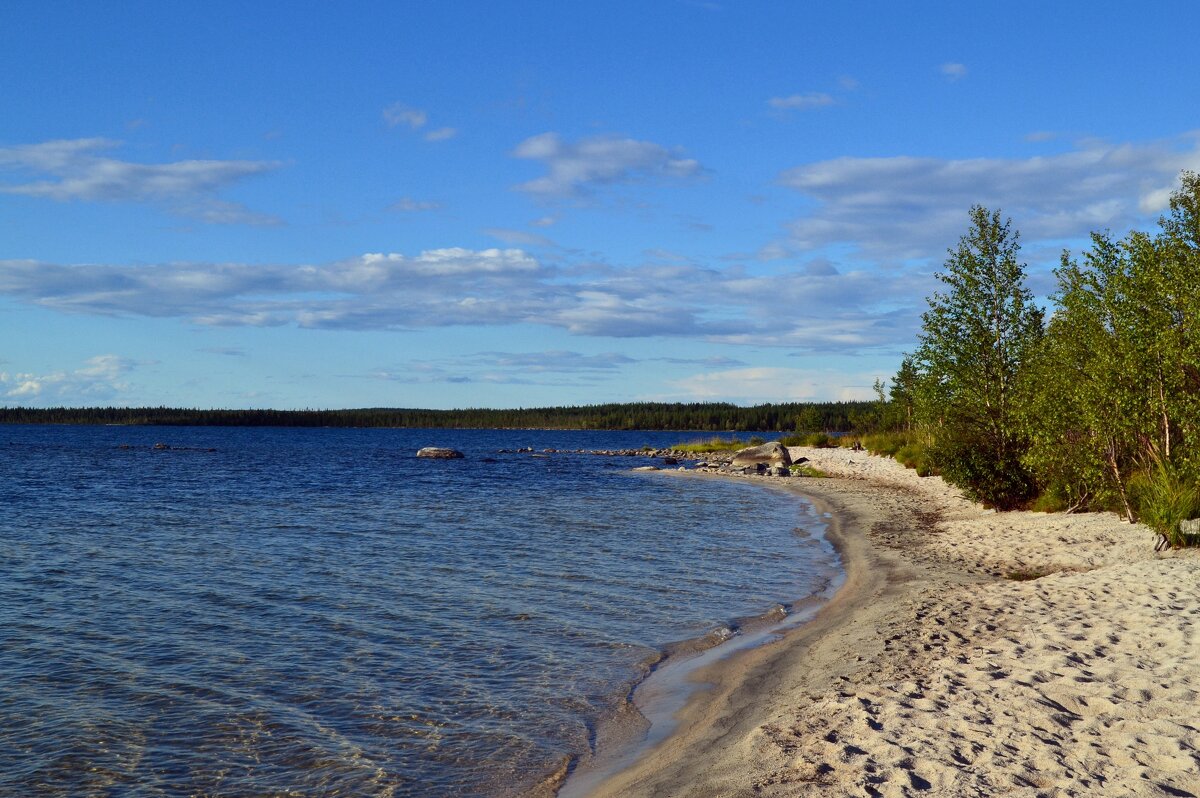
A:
[572,446,1200,797]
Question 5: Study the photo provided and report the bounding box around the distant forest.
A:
[0,401,881,432]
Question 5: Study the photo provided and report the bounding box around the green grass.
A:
[1129,464,1200,548]
[859,431,937,477]
[671,436,748,453]
[780,432,836,448]
[789,464,827,477]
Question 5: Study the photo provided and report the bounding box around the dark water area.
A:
[0,425,839,796]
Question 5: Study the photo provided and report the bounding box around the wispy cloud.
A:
[482,227,558,247]
[389,197,442,212]
[0,138,282,224]
[669,366,881,403]
[778,133,1200,259]
[0,247,928,353]
[382,102,428,129]
[370,350,637,386]
[512,132,704,198]
[767,92,836,111]
[382,103,457,141]
[1,354,141,404]
[424,127,457,142]
[940,62,968,81]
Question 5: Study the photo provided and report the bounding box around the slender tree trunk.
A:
[1157,363,1171,459]
[1106,439,1135,523]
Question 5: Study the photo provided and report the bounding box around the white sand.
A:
[573,446,1200,797]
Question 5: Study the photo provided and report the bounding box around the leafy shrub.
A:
[1129,465,1200,548]
[1028,491,1070,513]
[933,435,1037,510]
[894,442,935,476]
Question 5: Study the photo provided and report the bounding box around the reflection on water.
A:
[0,426,838,796]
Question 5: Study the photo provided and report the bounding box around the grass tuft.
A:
[671,436,747,453]
[1129,464,1200,548]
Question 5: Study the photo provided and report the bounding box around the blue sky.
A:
[3,1,1199,409]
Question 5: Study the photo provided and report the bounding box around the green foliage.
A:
[933,435,1037,509]
[860,431,915,458]
[894,442,934,477]
[789,464,828,477]
[1019,172,1200,536]
[1028,492,1070,514]
[1128,464,1200,548]
[910,206,1043,509]
[782,432,835,448]
[672,436,748,452]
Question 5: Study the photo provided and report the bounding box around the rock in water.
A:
[731,441,792,468]
[416,447,465,459]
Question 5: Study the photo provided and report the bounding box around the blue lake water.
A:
[0,425,839,796]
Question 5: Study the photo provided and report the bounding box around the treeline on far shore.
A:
[0,401,880,433]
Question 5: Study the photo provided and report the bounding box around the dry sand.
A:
[571,446,1200,797]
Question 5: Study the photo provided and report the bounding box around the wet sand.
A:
[568,447,1200,797]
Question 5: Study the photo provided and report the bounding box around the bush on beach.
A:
[1129,464,1200,548]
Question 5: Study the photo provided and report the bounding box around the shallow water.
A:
[0,425,839,796]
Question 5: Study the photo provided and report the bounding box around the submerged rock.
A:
[731,441,792,468]
[416,447,465,459]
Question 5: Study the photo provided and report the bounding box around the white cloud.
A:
[424,127,457,142]
[1,355,140,405]
[383,104,457,142]
[768,92,835,111]
[512,132,704,197]
[0,248,926,352]
[371,350,637,386]
[940,62,968,80]
[778,133,1200,259]
[0,138,282,224]
[382,102,428,129]
[669,366,880,403]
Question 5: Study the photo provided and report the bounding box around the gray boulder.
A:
[731,441,792,468]
[417,447,465,459]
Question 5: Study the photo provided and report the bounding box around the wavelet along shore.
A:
[564,446,1200,797]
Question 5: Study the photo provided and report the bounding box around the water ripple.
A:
[0,426,838,796]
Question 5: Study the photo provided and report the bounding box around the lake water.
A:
[0,425,839,796]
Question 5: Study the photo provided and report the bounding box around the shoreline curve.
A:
[564,445,1200,797]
